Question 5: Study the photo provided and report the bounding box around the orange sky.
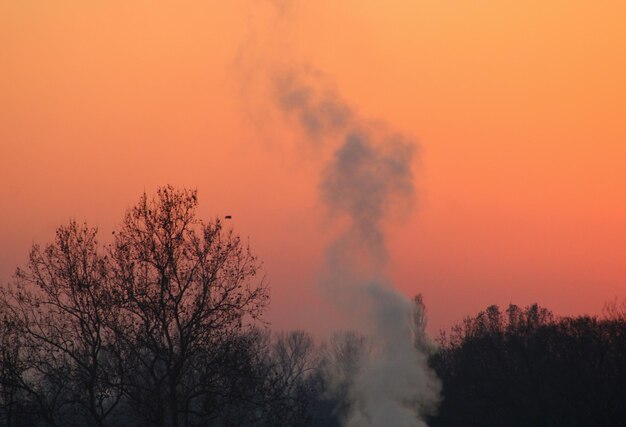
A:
[1,0,625,334]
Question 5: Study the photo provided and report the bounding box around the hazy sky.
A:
[2,0,625,334]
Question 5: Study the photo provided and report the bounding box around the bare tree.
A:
[412,294,437,355]
[0,305,28,426]
[260,330,319,426]
[318,331,370,423]
[1,222,123,427]
[603,297,626,321]
[109,186,268,427]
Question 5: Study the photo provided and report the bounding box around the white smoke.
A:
[273,67,440,427]
[238,2,441,425]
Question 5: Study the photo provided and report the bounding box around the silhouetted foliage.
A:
[603,297,626,322]
[1,221,123,426]
[429,304,626,427]
[0,187,272,427]
[2,187,625,426]
[0,308,32,427]
[108,187,268,427]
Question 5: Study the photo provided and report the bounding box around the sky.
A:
[1,0,625,335]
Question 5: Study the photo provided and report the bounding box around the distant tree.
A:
[429,303,626,427]
[260,330,320,426]
[317,331,370,425]
[412,294,437,355]
[603,297,626,321]
[109,186,268,427]
[205,329,328,427]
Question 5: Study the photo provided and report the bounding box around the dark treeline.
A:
[429,303,626,427]
[1,187,625,426]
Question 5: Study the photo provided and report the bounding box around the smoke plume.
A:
[240,2,441,425]
[273,66,440,427]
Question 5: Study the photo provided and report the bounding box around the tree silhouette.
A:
[0,186,269,427]
[1,221,123,426]
[429,304,626,427]
[108,186,268,427]
[2,186,625,426]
